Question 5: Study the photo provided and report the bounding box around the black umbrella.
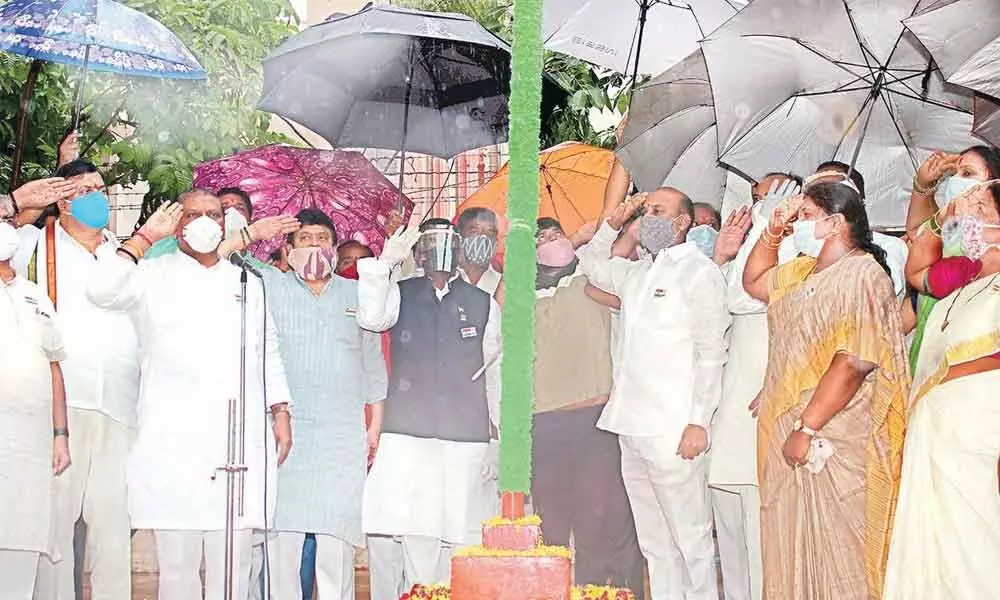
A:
[260,4,523,210]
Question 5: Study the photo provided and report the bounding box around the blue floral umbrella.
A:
[0,0,206,186]
[0,0,205,79]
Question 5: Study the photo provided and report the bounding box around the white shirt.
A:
[579,223,731,444]
[12,222,140,426]
[459,265,503,297]
[86,249,292,530]
[357,258,502,429]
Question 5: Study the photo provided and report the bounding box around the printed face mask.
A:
[536,237,576,267]
[288,246,336,281]
[639,215,677,255]
[0,221,20,261]
[461,234,497,267]
[182,216,224,254]
[686,224,718,258]
[224,208,249,239]
[945,215,1000,260]
[69,190,110,229]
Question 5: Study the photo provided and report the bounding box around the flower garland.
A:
[483,514,542,527]
[453,544,572,559]
[400,584,635,600]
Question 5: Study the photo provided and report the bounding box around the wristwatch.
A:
[792,419,819,438]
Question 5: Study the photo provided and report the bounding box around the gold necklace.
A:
[808,247,859,277]
[941,274,1000,331]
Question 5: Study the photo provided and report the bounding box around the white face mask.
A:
[183,216,223,254]
[941,175,981,205]
[791,220,825,258]
[0,222,19,261]
[223,208,249,239]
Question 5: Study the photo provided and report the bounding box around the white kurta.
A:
[87,250,292,531]
[0,276,64,555]
[709,221,771,487]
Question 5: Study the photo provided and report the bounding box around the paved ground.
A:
[86,569,372,600]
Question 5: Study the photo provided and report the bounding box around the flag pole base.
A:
[500,491,525,520]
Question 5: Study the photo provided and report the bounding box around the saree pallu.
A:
[760,256,910,600]
[882,372,1000,599]
[885,274,1000,599]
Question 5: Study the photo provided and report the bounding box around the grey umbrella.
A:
[259,4,512,209]
[904,0,1000,147]
[616,49,729,208]
[973,94,1000,147]
[701,0,980,227]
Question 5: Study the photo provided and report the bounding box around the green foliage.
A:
[0,0,299,218]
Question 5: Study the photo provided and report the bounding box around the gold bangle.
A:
[913,176,937,196]
[762,227,784,243]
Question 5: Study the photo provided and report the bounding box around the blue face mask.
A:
[69,191,110,229]
[686,224,718,258]
[941,175,980,205]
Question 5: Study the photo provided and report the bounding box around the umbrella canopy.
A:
[701,0,980,227]
[616,49,728,208]
[193,144,414,261]
[0,0,205,78]
[973,94,1000,147]
[259,4,510,159]
[457,141,615,240]
[542,0,745,78]
[904,0,1000,146]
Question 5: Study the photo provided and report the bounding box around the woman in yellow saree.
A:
[883,178,1000,599]
[743,181,911,600]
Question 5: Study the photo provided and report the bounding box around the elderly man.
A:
[87,190,293,600]
[579,187,730,600]
[8,160,139,600]
[358,218,500,598]
[707,172,800,600]
[247,208,387,600]
[145,187,255,259]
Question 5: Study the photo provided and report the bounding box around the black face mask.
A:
[535,257,579,290]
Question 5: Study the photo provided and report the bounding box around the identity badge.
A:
[653,288,666,298]
[345,307,357,317]
[460,326,478,339]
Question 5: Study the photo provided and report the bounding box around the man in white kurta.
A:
[0,221,69,600]
[579,188,730,600]
[9,160,139,600]
[708,174,797,600]
[87,191,293,600]
[357,219,501,599]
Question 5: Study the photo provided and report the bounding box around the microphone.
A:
[229,251,263,278]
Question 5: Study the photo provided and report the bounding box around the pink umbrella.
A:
[193,144,413,260]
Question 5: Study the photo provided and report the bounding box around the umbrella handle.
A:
[72,45,92,131]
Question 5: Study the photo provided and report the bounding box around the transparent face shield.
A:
[415,228,460,275]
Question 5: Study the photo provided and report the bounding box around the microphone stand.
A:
[220,262,250,600]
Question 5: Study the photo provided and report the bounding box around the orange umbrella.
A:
[457,141,615,240]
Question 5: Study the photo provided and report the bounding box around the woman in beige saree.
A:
[743,180,911,600]
[883,177,1000,599]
